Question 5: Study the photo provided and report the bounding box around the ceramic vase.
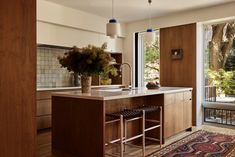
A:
[81,75,92,93]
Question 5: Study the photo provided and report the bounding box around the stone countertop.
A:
[37,84,124,91]
[52,87,193,100]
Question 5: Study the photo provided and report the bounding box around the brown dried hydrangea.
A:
[58,43,115,76]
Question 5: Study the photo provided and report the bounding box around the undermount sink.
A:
[96,88,123,92]
[94,86,137,92]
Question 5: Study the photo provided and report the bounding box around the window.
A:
[203,20,235,125]
[135,31,160,87]
[204,21,235,104]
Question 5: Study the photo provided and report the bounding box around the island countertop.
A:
[52,86,192,100]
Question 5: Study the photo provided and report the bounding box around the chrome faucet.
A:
[120,62,132,90]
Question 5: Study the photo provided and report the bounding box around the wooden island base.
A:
[52,87,192,157]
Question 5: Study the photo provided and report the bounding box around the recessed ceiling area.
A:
[45,0,235,22]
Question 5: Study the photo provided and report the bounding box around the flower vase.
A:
[81,75,92,93]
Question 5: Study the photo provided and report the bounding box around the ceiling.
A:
[46,0,235,22]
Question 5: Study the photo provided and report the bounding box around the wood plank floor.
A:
[37,125,235,157]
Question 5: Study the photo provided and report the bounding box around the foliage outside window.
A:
[144,35,160,84]
[204,21,235,102]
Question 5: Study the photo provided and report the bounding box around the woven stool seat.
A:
[105,105,162,157]
[134,106,161,113]
[106,109,142,119]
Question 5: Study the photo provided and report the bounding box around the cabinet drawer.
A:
[37,115,51,130]
[37,99,51,116]
[37,91,52,100]
[184,91,192,101]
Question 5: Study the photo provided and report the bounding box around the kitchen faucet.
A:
[120,62,133,90]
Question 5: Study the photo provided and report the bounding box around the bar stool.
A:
[105,109,146,157]
[133,106,162,148]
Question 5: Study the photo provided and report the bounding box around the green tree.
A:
[144,39,160,82]
[206,22,235,97]
[209,22,235,70]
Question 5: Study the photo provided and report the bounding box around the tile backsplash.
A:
[37,46,75,88]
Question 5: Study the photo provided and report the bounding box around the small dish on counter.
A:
[146,82,160,89]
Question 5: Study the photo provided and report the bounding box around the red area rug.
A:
[149,130,235,157]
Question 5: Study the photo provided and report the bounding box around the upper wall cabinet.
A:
[37,22,124,53]
[37,0,125,52]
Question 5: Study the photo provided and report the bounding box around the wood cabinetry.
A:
[183,92,193,129]
[160,23,196,125]
[37,89,78,130]
[0,0,36,156]
[164,91,192,139]
[37,91,52,130]
[51,88,192,157]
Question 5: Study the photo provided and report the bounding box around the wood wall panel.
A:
[0,0,36,156]
[160,23,196,125]
[52,97,104,157]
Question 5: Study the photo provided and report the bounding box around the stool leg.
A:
[124,120,127,152]
[120,115,124,157]
[142,110,145,157]
[160,107,162,148]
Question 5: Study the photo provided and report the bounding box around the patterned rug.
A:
[148,130,235,157]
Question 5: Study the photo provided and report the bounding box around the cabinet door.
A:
[164,92,187,139]
[183,100,192,129]
[164,94,175,138]
[164,104,175,138]
[183,91,192,129]
[174,92,184,133]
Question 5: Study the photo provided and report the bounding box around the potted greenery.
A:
[100,65,118,85]
[58,43,116,93]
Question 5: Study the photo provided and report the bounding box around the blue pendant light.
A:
[106,0,120,38]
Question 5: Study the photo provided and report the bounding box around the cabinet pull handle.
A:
[189,98,192,100]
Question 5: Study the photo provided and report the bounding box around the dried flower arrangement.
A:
[58,43,115,76]
[58,43,117,92]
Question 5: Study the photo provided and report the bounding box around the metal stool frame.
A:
[138,106,162,148]
[105,106,162,157]
[105,110,145,157]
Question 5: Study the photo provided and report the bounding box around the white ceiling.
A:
[46,0,235,22]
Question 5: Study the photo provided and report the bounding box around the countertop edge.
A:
[51,87,193,101]
[37,84,124,92]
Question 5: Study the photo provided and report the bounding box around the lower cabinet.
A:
[164,91,192,139]
[37,89,78,130]
[183,92,193,129]
[37,115,51,130]
[37,91,52,130]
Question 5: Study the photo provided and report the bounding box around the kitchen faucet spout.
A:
[120,62,132,90]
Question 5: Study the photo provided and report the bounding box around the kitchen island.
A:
[52,87,192,157]
[36,85,124,130]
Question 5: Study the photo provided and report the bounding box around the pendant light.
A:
[106,0,120,38]
[145,0,156,46]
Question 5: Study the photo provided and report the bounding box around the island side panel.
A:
[52,96,105,157]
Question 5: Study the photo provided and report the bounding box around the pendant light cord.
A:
[112,0,114,19]
[148,0,152,29]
